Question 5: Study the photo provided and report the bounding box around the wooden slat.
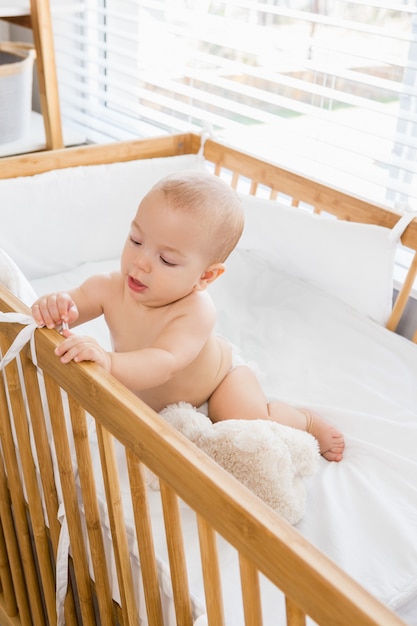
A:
[19,350,79,625]
[0,133,196,179]
[0,595,25,626]
[29,0,64,149]
[0,368,21,620]
[159,481,193,626]
[0,338,45,625]
[0,436,30,624]
[42,371,96,625]
[239,555,263,626]
[286,595,306,626]
[249,180,258,195]
[4,354,56,625]
[0,519,17,617]
[96,423,140,625]
[126,451,164,625]
[387,251,417,333]
[231,171,240,190]
[68,398,114,626]
[196,515,224,626]
[0,486,31,623]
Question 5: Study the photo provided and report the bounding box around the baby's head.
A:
[152,170,244,264]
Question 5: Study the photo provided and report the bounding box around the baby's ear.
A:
[196,263,225,290]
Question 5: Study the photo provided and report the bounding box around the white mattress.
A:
[31,248,417,625]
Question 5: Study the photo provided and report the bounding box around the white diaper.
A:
[197,341,262,416]
[230,343,250,370]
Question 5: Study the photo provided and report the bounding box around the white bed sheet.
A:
[31,248,417,625]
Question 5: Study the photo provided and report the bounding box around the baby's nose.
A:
[134,248,151,272]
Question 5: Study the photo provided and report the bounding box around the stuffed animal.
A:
[157,402,320,525]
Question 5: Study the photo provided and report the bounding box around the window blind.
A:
[52,0,417,211]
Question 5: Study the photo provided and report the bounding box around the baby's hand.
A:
[55,333,111,371]
[32,293,79,329]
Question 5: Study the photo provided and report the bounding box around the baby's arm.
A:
[55,336,179,389]
[55,292,216,392]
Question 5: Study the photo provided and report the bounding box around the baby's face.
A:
[121,188,212,307]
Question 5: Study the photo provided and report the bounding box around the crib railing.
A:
[201,137,417,343]
[1,132,416,341]
[0,285,407,626]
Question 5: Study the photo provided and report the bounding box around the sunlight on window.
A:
[53,0,417,209]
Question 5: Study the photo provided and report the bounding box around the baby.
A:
[32,170,344,461]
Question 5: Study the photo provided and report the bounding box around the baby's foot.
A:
[303,410,345,462]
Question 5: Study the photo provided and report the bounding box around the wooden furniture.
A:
[0,0,63,149]
[0,133,416,626]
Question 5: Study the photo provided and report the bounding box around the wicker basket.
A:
[0,42,35,144]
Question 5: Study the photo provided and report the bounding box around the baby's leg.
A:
[208,365,271,422]
[268,400,344,462]
[208,366,344,462]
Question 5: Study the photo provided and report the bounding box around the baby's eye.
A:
[130,235,142,246]
[160,256,176,267]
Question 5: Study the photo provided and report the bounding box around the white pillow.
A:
[238,195,398,325]
[0,248,37,306]
[0,153,205,281]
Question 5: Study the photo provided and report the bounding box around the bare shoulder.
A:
[176,289,217,325]
[77,271,123,299]
[190,289,216,311]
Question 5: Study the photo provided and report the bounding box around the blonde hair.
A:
[153,170,244,263]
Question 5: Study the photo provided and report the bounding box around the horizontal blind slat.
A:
[52,0,417,208]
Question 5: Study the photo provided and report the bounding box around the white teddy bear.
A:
[158,402,320,525]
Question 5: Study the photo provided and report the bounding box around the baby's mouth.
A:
[128,275,147,293]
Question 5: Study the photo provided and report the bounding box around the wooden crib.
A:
[0,133,416,626]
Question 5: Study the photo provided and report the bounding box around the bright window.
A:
[53,0,417,211]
